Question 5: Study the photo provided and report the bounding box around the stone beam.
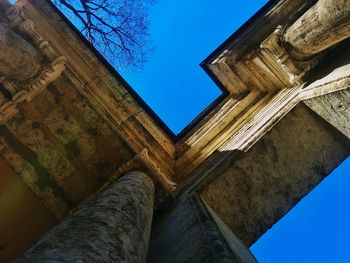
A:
[284,0,350,59]
[14,170,155,263]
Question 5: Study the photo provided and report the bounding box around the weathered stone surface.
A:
[304,88,350,139]
[0,0,350,261]
[284,0,350,59]
[0,22,41,81]
[0,74,134,220]
[148,194,242,263]
[14,170,155,263]
[21,0,176,189]
[175,0,350,182]
[204,202,257,263]
[201,104,350,246]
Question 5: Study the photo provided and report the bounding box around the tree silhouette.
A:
[53,0,154,68]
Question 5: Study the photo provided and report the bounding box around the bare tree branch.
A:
[52,0,154,68]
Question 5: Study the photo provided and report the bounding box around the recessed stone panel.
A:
[0,74,134,220]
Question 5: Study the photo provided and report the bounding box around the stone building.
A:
[0,0,349,262]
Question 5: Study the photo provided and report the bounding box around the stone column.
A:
[0,22,41,81]
[284,0,350,59]
[14,170,155,263]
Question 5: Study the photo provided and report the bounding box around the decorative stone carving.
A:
[259,0,350,85]
[99,148,177,193]
[0,85,17,123]
[0,3,66,124]
[68,148,175,218]
[260,25,319,84]
[0,22,41,80]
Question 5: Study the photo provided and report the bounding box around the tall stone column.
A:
[0,22,41,81]
[284,0,350,59]
[14,170,155,263]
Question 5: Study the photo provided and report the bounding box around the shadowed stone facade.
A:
[0,0,349,262]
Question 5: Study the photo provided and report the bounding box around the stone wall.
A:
[0,74,135,262]
[148,194,241,263]
[304,88,350,139]
[201,103,350,246]
[0,74,134,220]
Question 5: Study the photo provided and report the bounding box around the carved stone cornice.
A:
[175,0,350,188]
[260,25,319,84]
[20,0,176,192]
[100,149,177,192]
[69,149,176,215]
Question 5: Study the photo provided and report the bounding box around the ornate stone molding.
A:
[0,3,66,124]
[0,88,17,123]
[138,148,177,191]
[69,149,177,215]
[260,25,319,84]
[98,149,177,194]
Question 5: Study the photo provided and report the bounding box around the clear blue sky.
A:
[251,157,350,263]
[120,0,268,134]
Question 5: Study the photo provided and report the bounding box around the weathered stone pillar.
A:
[0,22,41,81]
[14,170,155,263]
[284,0,350,59]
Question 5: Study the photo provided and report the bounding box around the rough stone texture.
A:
[148,194,241,263]
[204,202,257,263]
[0,1,170,261]
[0,156,57,263]
[175,0,350,182]
[0,74,134,220]
[14,170,155,263]
[201,103,350,246]
[19,0,176,189]
[0,22,41,81]
[304,88,350,139]
[0,0,349,261]
[285,0,350,58]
